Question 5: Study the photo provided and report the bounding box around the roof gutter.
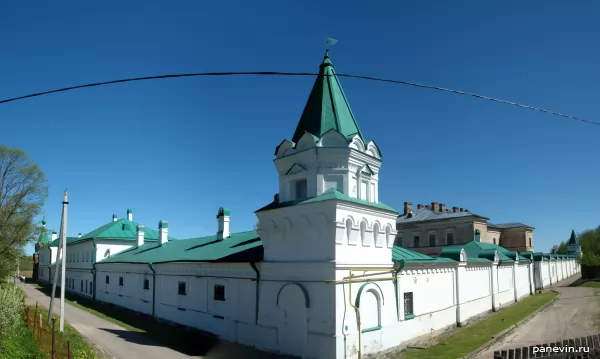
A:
[148,262,156,318]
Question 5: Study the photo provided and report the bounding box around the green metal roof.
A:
[50,236,79,247]
[97,230,262,264]
[290,52,364,144]
[37,227,51,246]
[392,246,454,263]
[75,218,174,244]
[256,188,398,214]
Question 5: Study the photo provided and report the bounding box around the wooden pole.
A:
[51,318,56,359]
[33,303,38,335]
[67,341,72,359]
[38,313,43,352]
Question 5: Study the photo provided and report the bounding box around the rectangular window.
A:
[77,252,79,262]
[80,280,83,292]
[446,233,454,245]
[360,180,368,200]
[214,284,225,301]
[493,238,497,245]
[295,179,307,200]
[143,279,150,290]
[404,292,414,318]
[394,235,403,247]
[89,282,93,294]
[429,234,436,247]
[119,277,124,286]
[85,280,88,293]
[105,275,109,284]
[413,236,420,248]
[178,281,187,296]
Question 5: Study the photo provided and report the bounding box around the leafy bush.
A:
[578,252,600,266]
[0,284,25,347]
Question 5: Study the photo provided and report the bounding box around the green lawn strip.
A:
[579,281,600,288]
[0,316,39,359]
[34,283,217,356]
[400,291,558,359]
[34,306,101,359]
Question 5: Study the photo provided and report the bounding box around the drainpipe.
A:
[250,262,260,325]
[392,261,405,321]
[92,239,97,301]
[347,268,395,359]
[148,262,156,318]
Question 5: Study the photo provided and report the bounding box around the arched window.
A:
[346,218,353,243]
[373,223,380,244]
[360,221,367,245]
[385,226,392,247]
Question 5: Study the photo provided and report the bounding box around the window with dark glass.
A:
[119,276,124,286]
[214,284,225,301]
[178,281,186,295]
[446,233,454,245]
[413,236,420,248]
[429,234,436,247]
[404,292,414,317]
[105,275,109,284]
[295,179,307,200]
[80,280,83,292]
[143,279,150,290]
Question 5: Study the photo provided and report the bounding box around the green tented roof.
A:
[97,230,262,264]
[74,218,174,245]
[290,52,364,144]
[37,227,51,246]
[568,230,578,245]
[256,188,397,214]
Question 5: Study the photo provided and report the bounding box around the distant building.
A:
[396,202,534,256]
[567,229,582,257]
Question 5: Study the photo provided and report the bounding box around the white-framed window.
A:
[445,229,455,245]
[323,174,343,193]
[214,284,225,301]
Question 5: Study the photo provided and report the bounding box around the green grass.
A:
[399,291,558,359]
[34,283,217,356]
[0,316,39,359]
[578,281,600,288]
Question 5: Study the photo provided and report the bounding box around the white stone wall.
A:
[45,253,580,359]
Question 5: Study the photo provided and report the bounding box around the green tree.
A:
[579,225,600,256]
[556,241,568,254]
[0,145,47,279]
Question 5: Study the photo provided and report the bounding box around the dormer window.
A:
[295,179,307,200]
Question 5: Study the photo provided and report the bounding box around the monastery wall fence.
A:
[37,257,580,359]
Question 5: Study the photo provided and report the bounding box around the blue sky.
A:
[1,0,598,255]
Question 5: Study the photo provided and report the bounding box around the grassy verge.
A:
[0,314,39,359]
[27,305,101,359]
[400,291,558,359]
[33,283,217,356]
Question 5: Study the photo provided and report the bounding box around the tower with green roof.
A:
[256,50,398,264]
[567,229,581,257]
[34,216,50,280]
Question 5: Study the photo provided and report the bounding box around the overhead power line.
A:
[1,71,598,127]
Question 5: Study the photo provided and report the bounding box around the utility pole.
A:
[47,189,69,333]
[59,190,68,332]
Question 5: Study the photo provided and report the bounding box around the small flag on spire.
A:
[326,38,338,49]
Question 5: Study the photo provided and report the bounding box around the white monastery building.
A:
[35,52,581,359]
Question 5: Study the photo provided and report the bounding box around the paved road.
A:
[20,283,291,359]
[475,275,600,358]
[21,282,193,359]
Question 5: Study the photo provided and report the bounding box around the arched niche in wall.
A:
[276,283,309,355]
[355,281,384,332]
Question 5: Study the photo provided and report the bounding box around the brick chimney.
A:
[452,207,459,213]
[403,202,413,216]
[431,202,439,212]
[459,208,464,212]
[136,225,144,247]
[127,208,133,221]
[158,220,168,245]
[417,204,424,209]
[440,203,446,212]
[217,207,231,240]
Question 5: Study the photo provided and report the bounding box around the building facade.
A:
[35,53,580,359]
[396,202,534,256]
